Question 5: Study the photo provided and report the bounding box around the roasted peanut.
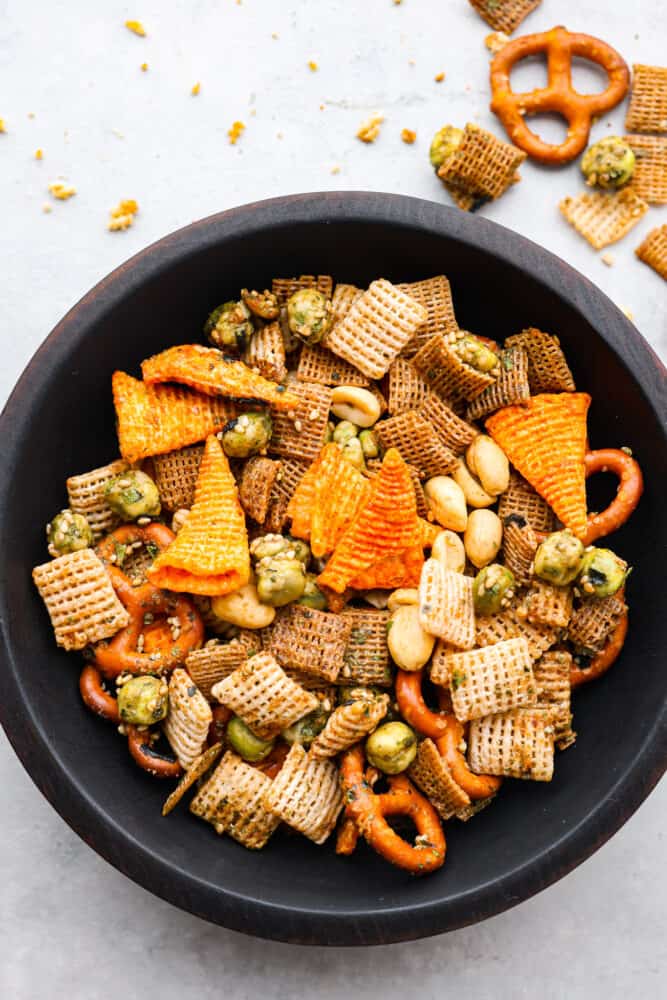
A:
[466,435,510,496]
[431,529,466,573]
[387,604,436,671]
[330,386,381,428]
[464,509,503,569]
[452,459,496,508]
[424,476,468,532]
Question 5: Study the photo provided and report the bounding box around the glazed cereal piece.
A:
[32,549,130,651]
[624,64,667,135]
[432,637,536,722]
[567,592,627,654]
[190,750,280,849]
[211,652,318,740]
[504,328,575,394]
[466,347,530,420]
[112,372,235,464]
[66,458,129,539]
[397,276,459,356]
[385,359,429,417]
[559,189,648,250]
[148,436,250,596]
[408,738,471,820]
[625,135,667,204]
[152,445,204,511]
[486,393,591,539]
[309,694,389,759]
[268,605,352,683]
[185,632,261,699]
[244,320,287,383]
[297,343,369,386]
[475,595,558,660]
[272,275,334,305]
[422,392,479,454]
[326,279,428,380]
[418,558,476,649]
[468,707,555,781]
[375,412,459,479]
[268,380,332,463]
[413,333,496,405]
[467,0,541,34]
[339,608,393,687]
[497,471,557,534]
[518,579,573,629]
[162,669,213,769]
[437,124,526,210]
[502,514,539,586]
[534,649,576,750]
[635,224,667,280]
[263,743,343,843]
[238,456,283,523]
[162,742,224,816]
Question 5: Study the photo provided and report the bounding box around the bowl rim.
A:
[1,191,665,946]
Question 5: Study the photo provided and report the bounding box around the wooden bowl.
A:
[1,193,665,945]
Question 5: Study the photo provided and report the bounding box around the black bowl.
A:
[1,193,665,946]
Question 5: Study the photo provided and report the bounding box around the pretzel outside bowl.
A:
[490,26,630,165]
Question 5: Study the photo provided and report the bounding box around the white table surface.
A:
[1,2,665,996]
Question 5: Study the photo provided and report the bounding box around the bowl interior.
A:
[1,196,665,944]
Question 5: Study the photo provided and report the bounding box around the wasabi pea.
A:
[104,470,161,521]
[117,676,169,726]
[581,137,635,190]
[220,411,272,459]
[286,288,333,345]
[205,299,254,353]
[47,509,93,556]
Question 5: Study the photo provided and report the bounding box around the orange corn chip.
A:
[486,393,591,539]
[349,545,424,590]
[419,518,441,548]
[148,435,250,595]
[317,448,421,594]
[286,458,321,539]
[112,371,234,464]
[310,444,372,558]
[141,344,299,411]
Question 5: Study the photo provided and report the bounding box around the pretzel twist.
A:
[338,745,445,874]
[93,524,204,678]
[490,26,630,164]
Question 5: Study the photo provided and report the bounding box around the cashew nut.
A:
[451,458,497,508]
[463,509,503,569]
[387,604,435,671]
[330,386,381,428]
[431,530,466,573]
[466,435,510,496]
[211,580,276,629]
[387,588,420,612]
[424,476,468,532]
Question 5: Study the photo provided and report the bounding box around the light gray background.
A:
[1,2,665,997]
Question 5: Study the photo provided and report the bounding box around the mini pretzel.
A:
[570,598,628,689]
[339,745,445,874]
[583,449,643,545]
[126,724,182,779]
[490,27,630,165]
[79,664,120,724]
[93,524,204,678]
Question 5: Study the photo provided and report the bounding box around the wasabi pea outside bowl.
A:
[0,192,665,945]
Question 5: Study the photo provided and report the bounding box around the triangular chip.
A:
[317,448,421,594]
[349,545,424,590]
[112,371,234,464]
[286,458,321,540]
[141,344,299,411]
[310,444,372,558]
[148,435,250,595]
[486,393,591,539]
